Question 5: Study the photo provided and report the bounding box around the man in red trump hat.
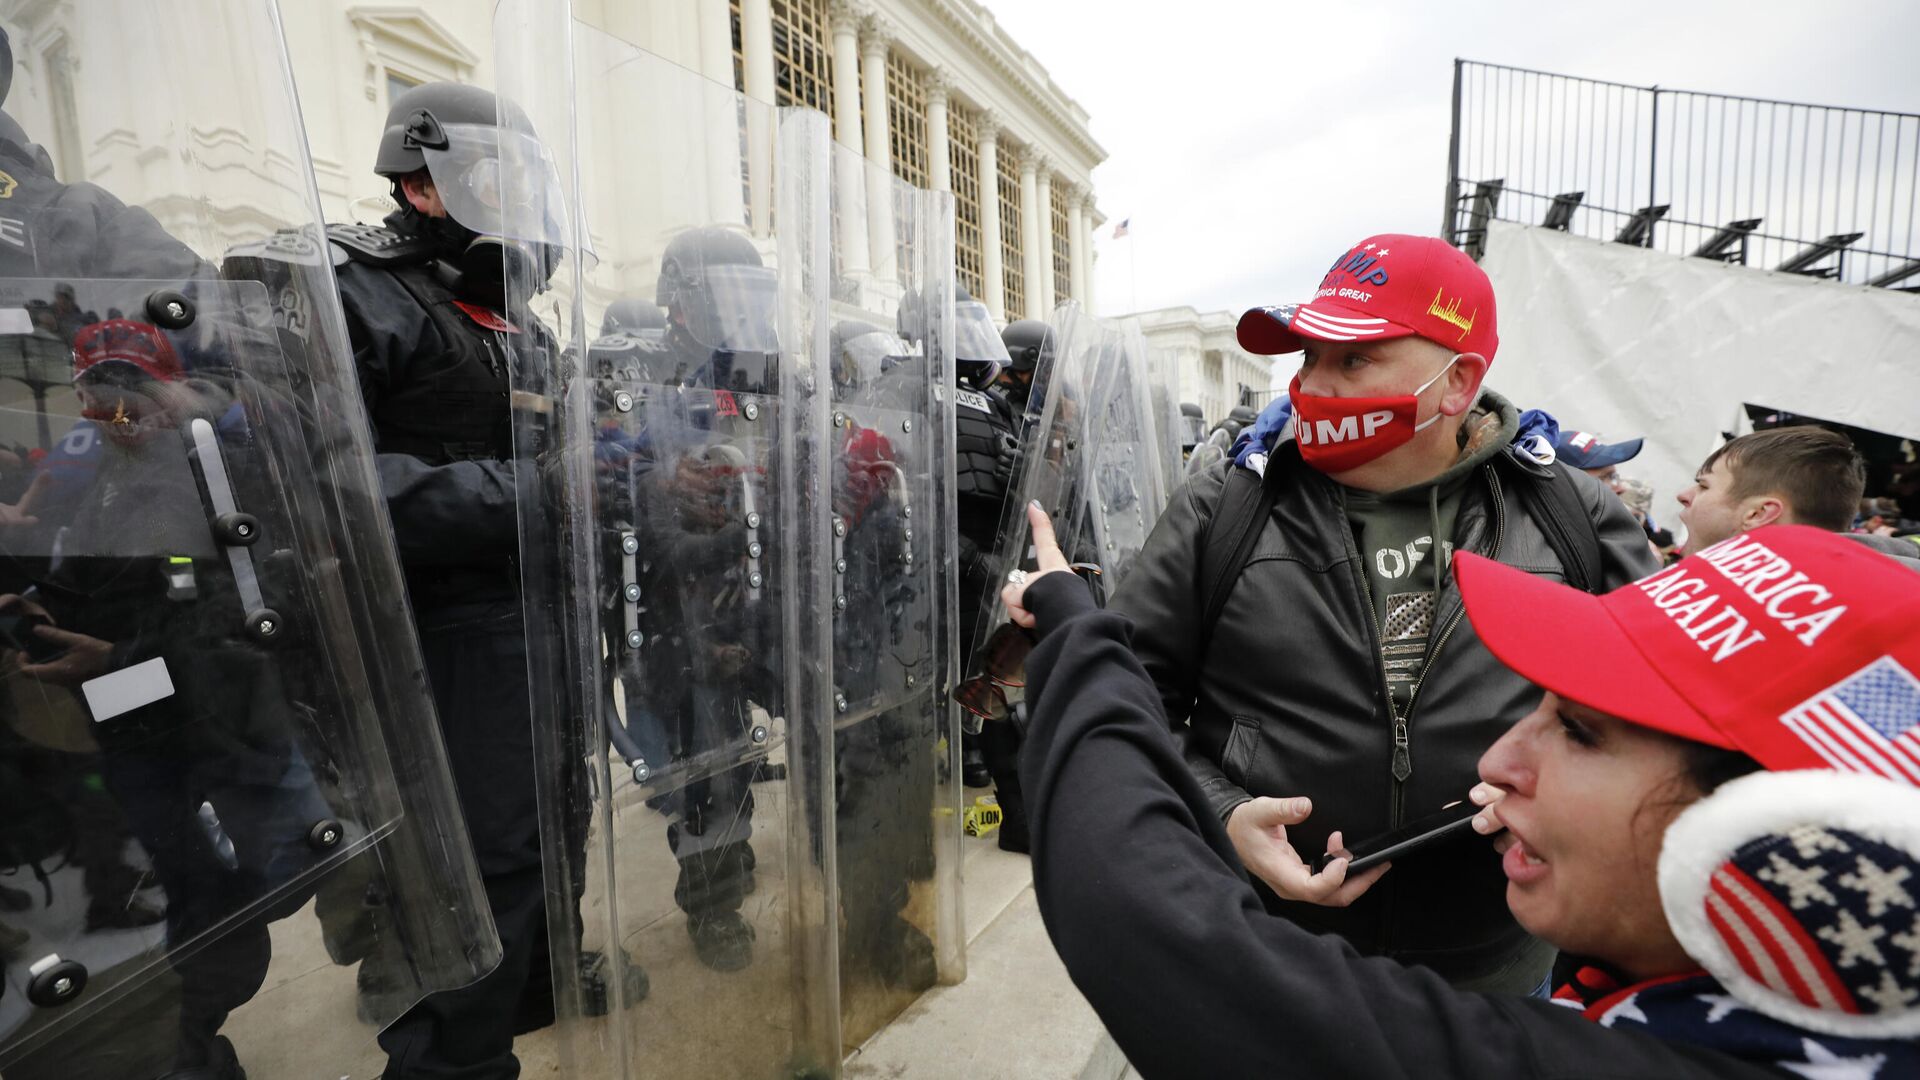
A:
[1110,233,1659,994]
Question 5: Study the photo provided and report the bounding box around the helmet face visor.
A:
[839,330,913,387]
[954,300,1009,386]
[680,264,780,354]
[421,124,582,253]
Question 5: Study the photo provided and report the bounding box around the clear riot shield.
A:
[821,143,963,1051]
[1081,316,1171,591]
[498,7,843,1076]
[1136,328,1186,505]
[955,304,1097,730]
[0,3,498,1079]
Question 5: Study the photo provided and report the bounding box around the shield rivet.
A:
[621,533,640,555]
[626,629,645,649]
[750,725,769,744]
[624,583,642,603]
[746,511,763,529]
[743,402,760,421]
[748,571,764,589]
[748,541,763,559]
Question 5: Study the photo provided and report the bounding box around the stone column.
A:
[698,0,746,225]
[697,0,734,87]
[1066,186,1088,307]
[1018,153,1042,319]
[925,69,952,193]
[828,1,869,278]
[830,2,865,148]
[977,113,1005,319]
[860,16,896,280]
[742,0,776,234]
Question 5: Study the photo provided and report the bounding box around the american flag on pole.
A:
[1111,218,1130,239]
[1780,656,1920,785]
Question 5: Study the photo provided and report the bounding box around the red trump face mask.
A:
[1289,352,1461,474]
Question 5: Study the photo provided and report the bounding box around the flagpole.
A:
[1129,227,1139,313]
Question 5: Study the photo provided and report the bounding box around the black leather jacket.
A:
[1111,394,1657,982]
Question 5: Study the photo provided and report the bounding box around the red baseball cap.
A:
[1457,525,1920,784]
[72,319,183,383]
[1237,234,1499,361]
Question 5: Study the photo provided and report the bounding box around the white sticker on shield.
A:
[82,657,177,722]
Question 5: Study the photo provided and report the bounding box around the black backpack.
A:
[1195,455,1603,660]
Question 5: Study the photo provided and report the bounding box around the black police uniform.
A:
[954,379,1031,850]
[330,215,549,1078]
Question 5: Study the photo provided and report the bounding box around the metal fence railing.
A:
[1443,60,1920,289]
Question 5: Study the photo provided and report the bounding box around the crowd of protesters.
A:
[1002,231,1920,1078]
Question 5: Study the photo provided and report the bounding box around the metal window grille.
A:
[997,145,1025,317]
[771,0,835,111]
[886,51,929,188]
[949,105,987,298]
[1050,180,1072,303]
[1444,59,1920,289]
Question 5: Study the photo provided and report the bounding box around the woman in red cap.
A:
[1002,501,1920,1078]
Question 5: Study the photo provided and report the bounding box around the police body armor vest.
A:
[328,223,513,466]
[954,381,1020,551]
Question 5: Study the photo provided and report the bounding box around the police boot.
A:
[579,948,651,1015]
[874,918,938,992]
[687,912,756,973]
[155,1036,247,1080]
[962,739,991,789]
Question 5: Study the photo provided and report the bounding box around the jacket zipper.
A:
[1331,485,1404,816]
[1397,464,1508,790]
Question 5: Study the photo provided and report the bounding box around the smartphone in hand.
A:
[1312,800,1480,875]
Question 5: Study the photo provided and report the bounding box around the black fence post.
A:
[1646,85,1661,247]
[1444,58,1464,244]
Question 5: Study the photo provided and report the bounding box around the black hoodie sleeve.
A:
[1015,571,1783,1080]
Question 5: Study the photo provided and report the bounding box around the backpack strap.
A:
[1509,459,1604,594]
[1197,464,1281,659]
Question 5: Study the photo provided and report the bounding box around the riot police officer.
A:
[330,82,641,1077]
[906,287,1025,840]
[997,318,1050,417]
[628,225,781,972]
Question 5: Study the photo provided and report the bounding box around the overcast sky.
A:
[983,0,1920,324]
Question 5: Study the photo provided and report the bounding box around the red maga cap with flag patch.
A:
[1236,234,1498,361]
[1456,525,1920,784]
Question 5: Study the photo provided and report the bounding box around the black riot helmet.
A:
[0,26,13,109]
[601,296,666,338]
[900,283,1009,390]
[375,82,572,301]
[830,319,911,391]
[1179,401,1207,450]
[655,226,779,355]
[999,319,1052,375]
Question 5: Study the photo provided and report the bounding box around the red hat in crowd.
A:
[1237,234,1499,362]
[72,319,183,383]
[1457,525,1920,783]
